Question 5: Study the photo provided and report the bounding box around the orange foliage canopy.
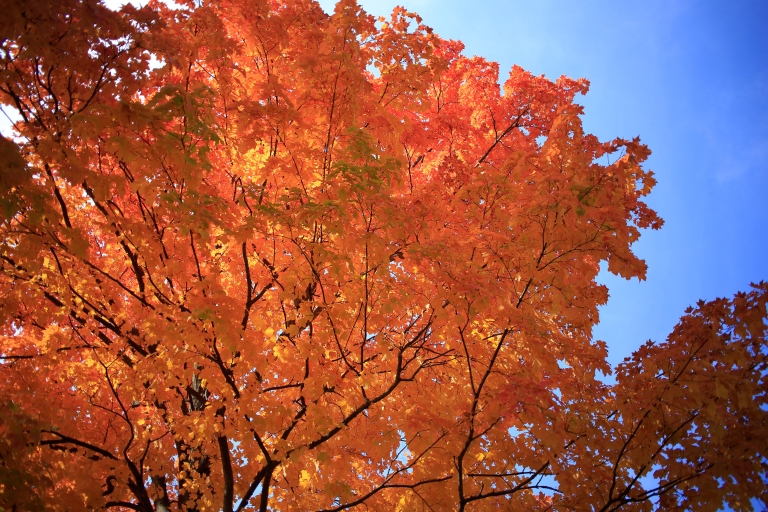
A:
[1,0,766,510]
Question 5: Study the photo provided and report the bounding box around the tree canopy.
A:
[0,0,766,510]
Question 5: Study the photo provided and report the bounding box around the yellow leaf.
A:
[299,470,311,489]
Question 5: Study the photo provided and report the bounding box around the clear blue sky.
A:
[316,0,768,367]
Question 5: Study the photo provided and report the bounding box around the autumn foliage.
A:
[0,0,766,510]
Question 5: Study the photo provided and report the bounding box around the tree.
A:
[0,0,766,509]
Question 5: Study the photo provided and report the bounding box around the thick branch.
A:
[45,164,72,228]
[218,435,235,512]
[41,430,118,461]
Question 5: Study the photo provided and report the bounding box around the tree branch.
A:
[41,430,118,460]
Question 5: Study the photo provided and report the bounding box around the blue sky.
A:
[315,0,768,367]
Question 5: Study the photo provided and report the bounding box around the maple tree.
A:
[1,0,766,510]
